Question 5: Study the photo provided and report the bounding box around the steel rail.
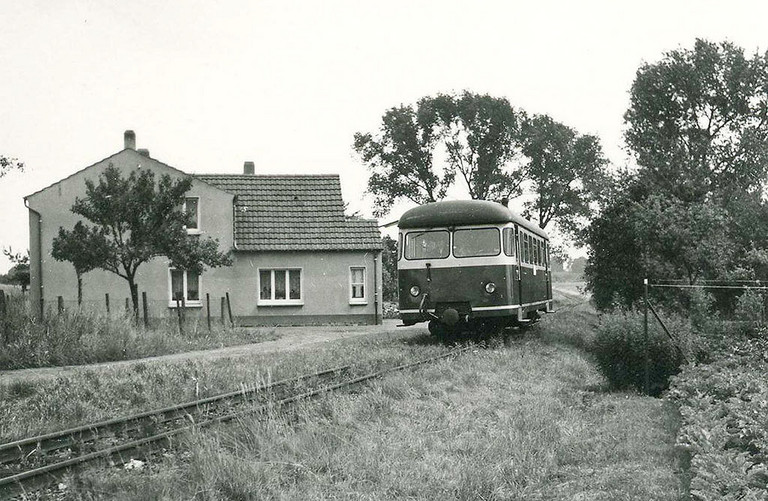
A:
[0,347,469,491]
[0,364,351,465]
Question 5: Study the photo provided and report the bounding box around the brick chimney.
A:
[124,130,136,150]
[243,161,255,175]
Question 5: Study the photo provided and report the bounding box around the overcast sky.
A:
[1,0,767,272]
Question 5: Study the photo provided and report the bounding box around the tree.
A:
[586,39,768,310]
[2,248,30,293]
[52,164,232,319]
[583,181,650,310]
[624,39,768,203]
[440,92,525,201]
[584,179,742,309]
[51,222,111,305]
[354,99,454,217]
[521,114,609,234]
[0,155,24,179]
[354,92,525,216]
[569,257,587,275]
[380,236,398,302]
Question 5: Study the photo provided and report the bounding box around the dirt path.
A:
[0,319,422,385]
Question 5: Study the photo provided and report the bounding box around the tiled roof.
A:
[195,174,382,251]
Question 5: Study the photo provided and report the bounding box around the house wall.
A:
[26,149,235,316]
[25,149,383,325]
[226,250,383,325]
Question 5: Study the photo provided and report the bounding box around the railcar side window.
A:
[523,234,530,264]
[453,228,501,258]
[503,228,515,257]
[405,230,450,259]
[538,239,543,266]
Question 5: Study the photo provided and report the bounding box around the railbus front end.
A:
[396,200,553,339]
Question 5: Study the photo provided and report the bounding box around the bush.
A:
[592,310,687,396]
[382,301,399,320]
[689,288,717,332]
[667,337,768,499]
[733,289,765,336]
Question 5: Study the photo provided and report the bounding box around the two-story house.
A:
[25,131,383,325]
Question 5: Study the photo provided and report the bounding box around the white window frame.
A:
[257,268,304,306]
[349,266,367,305]
[184,196,201,235]
[168,268,203,308]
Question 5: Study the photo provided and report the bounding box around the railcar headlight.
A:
[409,285,421,297]
[485,282,497,294]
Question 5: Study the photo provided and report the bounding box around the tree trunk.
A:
[128,280,140,323]
[77,274,83,306]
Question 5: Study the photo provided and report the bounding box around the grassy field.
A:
[24,292,690,500]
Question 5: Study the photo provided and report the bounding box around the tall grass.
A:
[0,291,690,499]
[60,336,687,500]
[0,293,279,370]
[0,328,444,442]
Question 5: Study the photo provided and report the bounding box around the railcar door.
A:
[517,227,532,308]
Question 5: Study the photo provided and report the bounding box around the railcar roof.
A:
[398,200,548,239]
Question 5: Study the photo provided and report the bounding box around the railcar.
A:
[397,200,553,338]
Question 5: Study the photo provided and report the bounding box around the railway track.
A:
[0,346,470,496]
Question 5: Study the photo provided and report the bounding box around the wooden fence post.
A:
[643,278,650,395]
[57,296,64,315]
[105,293,110,314]
[226,292,234,327]
[206,293,211,331]
[0,290,6,345]
[176,297,184,335]
[221,297,226,326]
[142,291,149,329]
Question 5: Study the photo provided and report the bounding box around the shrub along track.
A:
[0,346,470,497]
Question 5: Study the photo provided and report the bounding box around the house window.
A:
[350,267,366,304]
[258,268,303,305]
[169,268,201,307]
[184,197,200,233]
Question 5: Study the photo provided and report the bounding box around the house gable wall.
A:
[25,149,234,314]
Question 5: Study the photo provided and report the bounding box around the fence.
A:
[641,278,768,393]
[1,289,236,339]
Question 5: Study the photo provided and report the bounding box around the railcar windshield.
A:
[404,230,450,259]
[453,228,501,258]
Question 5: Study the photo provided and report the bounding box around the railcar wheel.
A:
[428,320,461,344]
